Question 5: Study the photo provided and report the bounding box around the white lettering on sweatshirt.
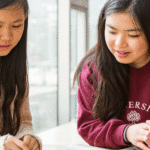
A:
[128,101,150,112]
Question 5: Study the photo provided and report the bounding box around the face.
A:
[0,4,26,56]
[105,13,149,68]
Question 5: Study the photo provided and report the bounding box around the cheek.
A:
[105,35,114,50]
[130,39,149,55]
[13,28,24,44]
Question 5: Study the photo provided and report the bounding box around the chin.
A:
[116,59,132,65]
[0,51,12,57]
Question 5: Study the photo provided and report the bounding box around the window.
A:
[89,0,107,48]
[70,8,87,121]
[28,0,57,133]
[27,0,107,135]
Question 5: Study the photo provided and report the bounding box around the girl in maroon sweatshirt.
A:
[73,0,150,149]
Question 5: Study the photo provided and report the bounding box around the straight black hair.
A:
[0,0,29,135]
[73,0,150,121]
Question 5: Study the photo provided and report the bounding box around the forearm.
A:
[78,116,129,148]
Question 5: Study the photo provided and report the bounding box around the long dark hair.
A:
[73,0,150,121]
[0,0,29,135]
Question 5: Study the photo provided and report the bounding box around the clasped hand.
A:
[127,120,150,150]
[4,134,40,150]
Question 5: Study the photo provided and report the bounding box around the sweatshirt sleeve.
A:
[77,63,130,149]
[0,134,10,150]
[15,96,42,150]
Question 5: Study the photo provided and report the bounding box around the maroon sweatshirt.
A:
[77,61,150,149]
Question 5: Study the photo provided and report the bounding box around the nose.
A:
[115,34,128,48]
[1,27,12,41]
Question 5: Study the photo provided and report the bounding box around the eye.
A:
[12,25,22,28]
[129,35,140,38]
[108,31,116,34]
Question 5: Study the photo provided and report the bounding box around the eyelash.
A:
[0,25,22,28]
[108,31,140,38]
[12,25,22,28]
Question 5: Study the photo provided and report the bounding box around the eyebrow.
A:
[0,19,24,23]
[106,24,142,32]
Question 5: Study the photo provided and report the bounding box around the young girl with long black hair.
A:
[74,0,150,149]
[0,0,41,150]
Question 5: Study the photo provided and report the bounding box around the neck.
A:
[129,54,150,69]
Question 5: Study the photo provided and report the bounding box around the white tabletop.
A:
[38,121,88,145]
[42,144,140,150]
[37,121,140,150]
[42,144,102,150]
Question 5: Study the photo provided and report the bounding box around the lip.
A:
[116,50,130,58]
[0,45,10,49]
[117,50,129,53]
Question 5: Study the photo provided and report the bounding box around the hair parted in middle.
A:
[0,0,29,136]
[73,0,150,121]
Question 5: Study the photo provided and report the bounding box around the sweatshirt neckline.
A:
[130,61,150,75]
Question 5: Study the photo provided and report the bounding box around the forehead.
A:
[0,5,25,23]
[105,13,141,30]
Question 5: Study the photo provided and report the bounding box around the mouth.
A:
[116,50,131,58]
[117,50,130,54]
[0,45,10,48]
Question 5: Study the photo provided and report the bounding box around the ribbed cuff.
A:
[123,125,132,145]
[0,134,10,150]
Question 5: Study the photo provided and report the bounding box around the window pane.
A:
[70,9,86,121]
[71,9,78,121]
[89,0,107,48]
[28,0,57,133]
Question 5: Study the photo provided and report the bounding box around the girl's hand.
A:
[126,123,150,150]
[4,135,30,150]
[20,134,40,150]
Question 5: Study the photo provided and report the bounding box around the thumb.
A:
[142,123,150,130]
[146,120,150,124]
[22,135,31,146]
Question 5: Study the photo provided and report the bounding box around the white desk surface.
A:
[37,122,139,150]
[38,121,87,145]
[42,144,139,150]
[42,144,104,150]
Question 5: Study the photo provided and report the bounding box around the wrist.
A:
[3,134,11,149]
[123,125,132,144]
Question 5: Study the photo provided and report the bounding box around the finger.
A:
[142,123,150,130]
[145,137,150,147]
[144,130,150,142]
[136,142,150,150]
[12,138,30,150]
[145,130,150,138]
[4,135,29,150]
[8,142,22,150]
[146,120,150,124]
[140,129,149,136]
[32,143,39,150]
[4,137,21,150]
[23,135,31,146]
[4,148,11,150]
[28,138,38,150]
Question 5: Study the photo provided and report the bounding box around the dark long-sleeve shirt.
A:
[77,61,150,149]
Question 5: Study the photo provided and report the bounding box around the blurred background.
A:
[27,0,107,134]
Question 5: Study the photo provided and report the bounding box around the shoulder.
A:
[80,60,99,88]
[81,60,98,77]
